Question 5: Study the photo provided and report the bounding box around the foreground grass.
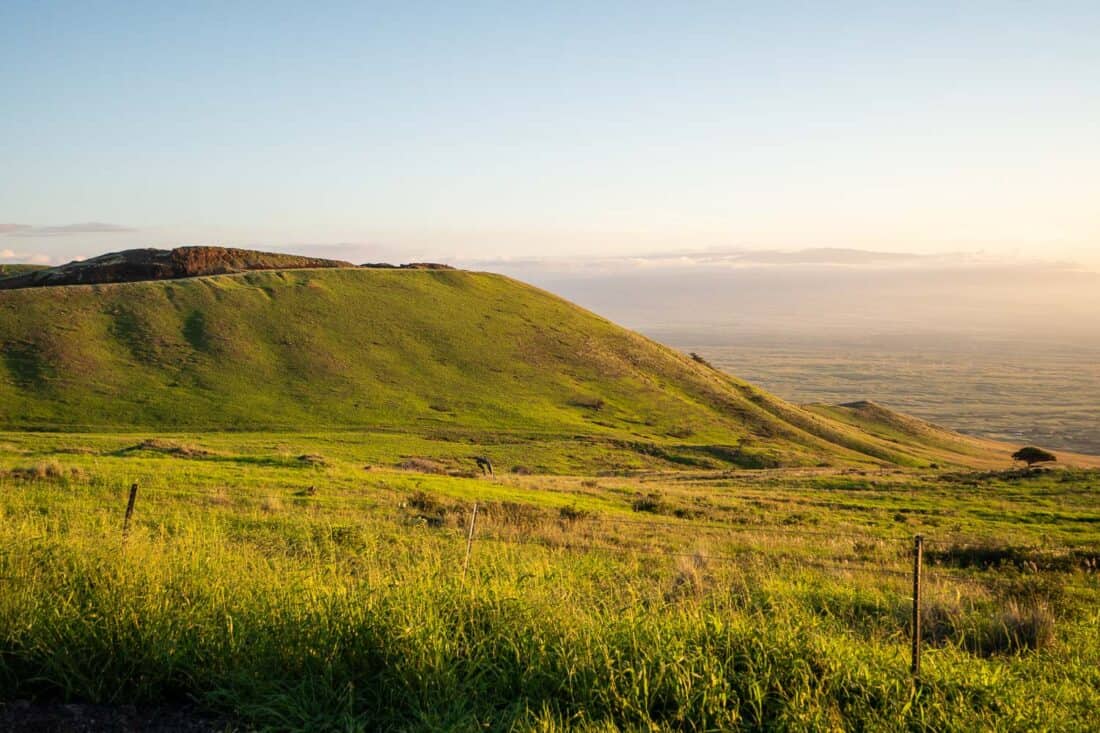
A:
[1,435,1098,731]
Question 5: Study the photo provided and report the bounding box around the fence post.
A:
[123,482,139,536]
[462,502,479,581]
[911,534,924,677]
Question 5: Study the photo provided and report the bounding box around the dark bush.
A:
[631,494,668,514]
[1012,446,1057,466]
[559,505,591,522]
[406,491,444,516]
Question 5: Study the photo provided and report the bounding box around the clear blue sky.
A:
[2,1,1098,266]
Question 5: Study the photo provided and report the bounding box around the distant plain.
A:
[515,262,1100,457]
[659,332,1100,456]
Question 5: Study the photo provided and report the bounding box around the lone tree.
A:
[1012,446,1057,467]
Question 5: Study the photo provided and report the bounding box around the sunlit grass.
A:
[1,436,1098,730]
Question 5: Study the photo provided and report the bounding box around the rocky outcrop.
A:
[360,262,455,270]
[0,247,354,290]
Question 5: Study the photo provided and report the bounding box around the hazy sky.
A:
[2,2,1098,267]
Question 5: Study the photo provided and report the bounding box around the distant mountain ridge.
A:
[0,247,354,290]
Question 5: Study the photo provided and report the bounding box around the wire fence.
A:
[10,478,1096,676]
[89,481,1099,577]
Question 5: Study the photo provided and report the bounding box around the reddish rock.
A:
[0,246,354,290]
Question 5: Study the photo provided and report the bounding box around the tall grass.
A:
[2,474,1098,731]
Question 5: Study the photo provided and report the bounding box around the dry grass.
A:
[667,550,710,602]
[207,487,233,507]
[398,457,449,475]
[3,460,85,481]
[260,496,284,513]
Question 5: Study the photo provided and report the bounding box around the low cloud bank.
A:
[461,247,1084,277]
[460,249,1099,344]
[2,222,136,238]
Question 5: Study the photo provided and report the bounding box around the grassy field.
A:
[2,432,1098,731]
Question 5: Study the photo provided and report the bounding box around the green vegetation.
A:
[2,261,1097,729]
[0,268,1035,470]
[0,263,47,278]
[1,436,1098,730]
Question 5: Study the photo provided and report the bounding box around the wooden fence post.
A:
[911,534,924,677]
[462,503,479,581]
[123,482,139,536]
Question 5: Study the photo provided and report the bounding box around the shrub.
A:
[558,505,590,523]
[4,461,85,482]
[406,491,444,516]
[1012,446,1057,466]
[631,493,667,514]
[397,457,448,475]
[570,395,606,411]
[689,352,713,368]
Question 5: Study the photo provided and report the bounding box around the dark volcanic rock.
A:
[360,262,455,270]
[399,262,455,270]
[0,246,355,290]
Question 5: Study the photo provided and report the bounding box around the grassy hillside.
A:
[0,266,1031,469]
[0,263,47,278]
[805,401,1007,461]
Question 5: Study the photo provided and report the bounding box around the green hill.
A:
[0,261,1017,468]
[0,263,48,278]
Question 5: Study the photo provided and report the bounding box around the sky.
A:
[2,1,1099,268]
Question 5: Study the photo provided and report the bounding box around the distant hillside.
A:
[803,401,1007,466]
[0,264,48,278]
[0,247,354,290]
[0,254,1025,468]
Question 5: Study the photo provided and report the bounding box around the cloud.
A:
[723,248,924,265]
[0,247,52,264]
[5,222,137,237]
[462,247,936,275]
[462,247,1087,277]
